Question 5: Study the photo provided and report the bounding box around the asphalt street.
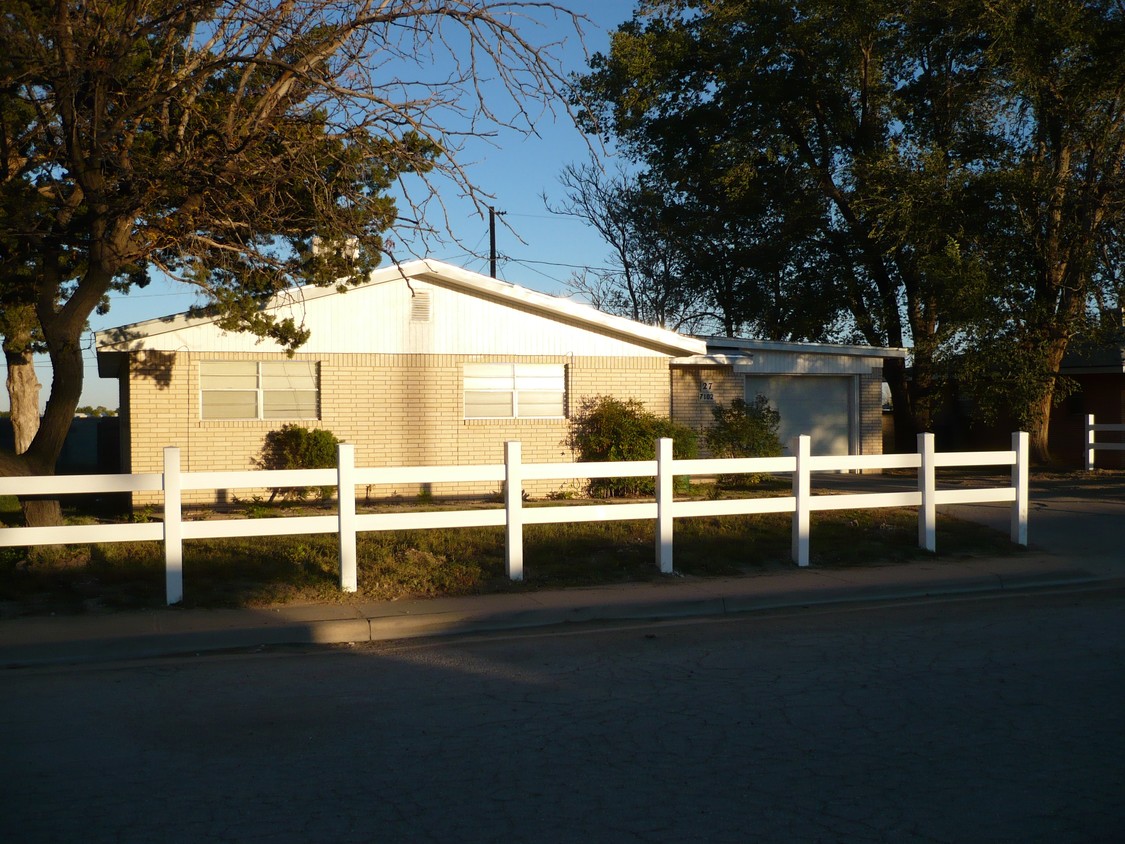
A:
[3,585,1123,843]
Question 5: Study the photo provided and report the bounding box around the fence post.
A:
[656,437,674,574]
[791,435,810,566]
[1012,431,1029,547]
[1086,414,1096,471]
[505,441,524,581]
[163,446,184,605]
[337,443,357,592]
[918,433,936,553]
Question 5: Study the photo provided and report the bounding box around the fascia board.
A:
[703,335,909,359]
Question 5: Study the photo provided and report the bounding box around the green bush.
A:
[565,395,698,497]
[255,424,341,501]
[704,396,783,487]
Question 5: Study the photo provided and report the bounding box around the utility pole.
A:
[489,205,505,278]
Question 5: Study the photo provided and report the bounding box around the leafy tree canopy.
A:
[0,1,580,501]
[573,0,1125,459]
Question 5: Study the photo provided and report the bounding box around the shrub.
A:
[704,396,783,487]
[565,395,698,497]
[255,424,341,501]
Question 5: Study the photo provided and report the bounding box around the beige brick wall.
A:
[858,371,884,457]
[125,352,890,506]
[671,365,745,457]
[126,351,671,505]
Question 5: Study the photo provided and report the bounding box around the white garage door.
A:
[745,375,853,455]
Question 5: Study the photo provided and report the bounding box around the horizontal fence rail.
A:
[1085,414,1125,470]
[0,433,1029,605]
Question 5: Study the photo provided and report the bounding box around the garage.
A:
[671,337,907,462]
[744,374,854,455]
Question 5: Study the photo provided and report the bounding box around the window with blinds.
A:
[199,361,319,420]
[463,363,565,419]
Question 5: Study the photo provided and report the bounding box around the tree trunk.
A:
[20,497,63,529]
[1,296,93,528]
[908,350,937,437]
[3,325,64,528]
[1027,392,1053,464]
[883,357,917,453]
[4,343,41,453]
[1026,337,1071,465]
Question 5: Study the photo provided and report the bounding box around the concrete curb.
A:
[364,568,1103,643]
[1,558,1108,668]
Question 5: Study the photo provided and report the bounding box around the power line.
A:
[503,211,591,223]
[505,256,617,274]
[502,258,567,287]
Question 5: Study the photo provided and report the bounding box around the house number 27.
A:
[699,381,714,401]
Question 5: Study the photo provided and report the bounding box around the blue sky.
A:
[12,1,638,412]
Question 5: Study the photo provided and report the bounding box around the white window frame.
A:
[463,363,566,420]
[199,360,320,421]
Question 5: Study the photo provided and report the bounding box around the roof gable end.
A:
[95,259,706,357]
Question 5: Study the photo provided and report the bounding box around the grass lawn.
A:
[0,494,23,527]
[0,484,1018,617]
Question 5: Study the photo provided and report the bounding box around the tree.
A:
[0,0,581,526]
[549,162,841,339]
[0,306,41,455]
[548,163,717,332]
[572,1,990,447]
[0,83,51,465]
[75,406,117,417]
[704,396,782,460]
[1090,221,1125,332]
[577,0,1125,460]
[951,1,1125,459]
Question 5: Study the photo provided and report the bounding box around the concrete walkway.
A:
[0,552,1108,668]
[3,471,1120,668]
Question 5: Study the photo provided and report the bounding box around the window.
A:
[464,363,565,419]
[200,360,319,420]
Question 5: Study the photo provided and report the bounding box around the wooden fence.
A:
[0,432,1029,605]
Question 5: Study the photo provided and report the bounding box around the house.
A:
[95,260,905,504]
[1050,339,1125,469]
[925,337,1125,467]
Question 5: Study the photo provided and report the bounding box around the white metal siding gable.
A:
[114,280,679,357]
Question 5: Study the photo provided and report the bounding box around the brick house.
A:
[1049,341,1125,469]
[95,260,904,503]
[923,339,1124,467]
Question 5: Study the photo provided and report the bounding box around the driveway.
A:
[946,473,1123,570]
[814,468,1124,573]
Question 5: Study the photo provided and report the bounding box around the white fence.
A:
[1085,414,1125,470]
[0,432,1029,606]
